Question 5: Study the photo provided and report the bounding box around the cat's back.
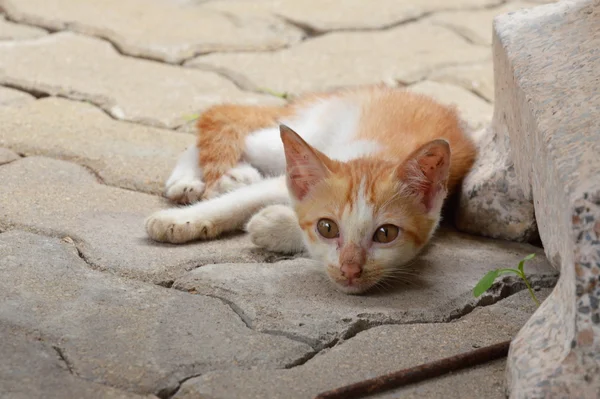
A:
[349,85,476,191]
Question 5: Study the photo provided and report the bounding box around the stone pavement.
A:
[0,1,558,398]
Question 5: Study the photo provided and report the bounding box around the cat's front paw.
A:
[165,178,205,204]
[203,164,262,199]
[145,208,219,244]
[246,205,305,254]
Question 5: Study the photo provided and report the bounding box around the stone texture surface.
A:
[0,32,283,128]
[408,80,493,129]
[0,231,312,396]
[0,0,303,63]
[0,86,35,106]
[429,61,494,102]
[0,325,155,399]
[493,0,600,396]
[174,227,556,348]
[0,148,18,165]
[186,22,490,94]
[0,15,46,40]
[429,2,539,45]
[455,125,538,242]
[0,97,194,194]
[175,289,551,399]
[0,157,281,284]
[208,0,505,31]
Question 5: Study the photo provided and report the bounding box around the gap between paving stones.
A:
[176,268,558,353]
[215,0,511,39]
[0,230,315,397]
[1,0,504,65]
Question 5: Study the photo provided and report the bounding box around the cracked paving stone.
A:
[207,0,505,32]
[408,80,493,129]
[0,0,303,63]
[186,21,490,95]
[0,148,19,165]
[0,14,46,40]
[0,97,195,195]
[428,61,494,103]
[0,86,35,107]
[428,2,541,46]
[0,326,155,399]
[175,289,551,399]
[0,231,313,396]
[174,227,556,349]
[0,32,284,129]
[0,157,282,283]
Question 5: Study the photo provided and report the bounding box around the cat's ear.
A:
[280,124,331,201]
[397,139,451,213]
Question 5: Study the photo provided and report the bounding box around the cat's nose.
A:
[340,263,362,280]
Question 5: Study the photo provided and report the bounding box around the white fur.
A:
[203,163,263,199]
[146,177,289,243]
[243,97,381,176]
[165,145,205,204]
[245,205,305,254]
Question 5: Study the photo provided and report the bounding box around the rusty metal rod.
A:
[314,340,511,399]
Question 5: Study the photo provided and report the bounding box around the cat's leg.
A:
[196,104,293,192]
[246,205,305,254]
[203,162,263,200]
[165,145,205,204]
[146,176,289,244]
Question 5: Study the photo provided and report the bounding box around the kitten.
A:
[146,85,477,294]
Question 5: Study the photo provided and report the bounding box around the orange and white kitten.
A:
[146,85,476,294]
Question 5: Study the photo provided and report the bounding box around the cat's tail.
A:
[196,103,291,188]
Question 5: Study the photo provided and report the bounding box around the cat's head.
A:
[280,125,451,294]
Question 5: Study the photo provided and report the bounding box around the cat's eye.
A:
[317,218,339,239]
[373,224,399,243]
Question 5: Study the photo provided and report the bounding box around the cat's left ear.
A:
[280,124,331,201]
[396,139,451,213]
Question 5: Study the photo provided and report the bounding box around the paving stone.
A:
[186,21,490,95]
[0,157,281,284]
[0,97,194,195]
[428,60,494,102]
[175,289,551,399]
[0,32,283,128]
[0,325,155,399]
[0,86,35,106]
[207,0,505,32]
[0,14,46,40]
[0,0,303,63]
[429,2,540,46]
[408,80,492,129]
[174,227,556,349]
[0,231,313,396]
[0,148,18,165]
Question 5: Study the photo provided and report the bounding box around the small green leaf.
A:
[518,253,536,273]
[182,113,200,122]
[259,87,289,99]
[473,270,500,297]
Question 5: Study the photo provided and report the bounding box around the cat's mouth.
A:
[326,265,377,295]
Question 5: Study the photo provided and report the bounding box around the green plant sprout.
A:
[259,87,289,99]
[473,253,540,306]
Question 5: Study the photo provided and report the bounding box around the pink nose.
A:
[340,263,362,280]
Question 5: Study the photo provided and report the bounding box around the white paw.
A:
[165,178,205,204]
[204,164,262,199]
[246,205,304,254]
[145,207,221,244]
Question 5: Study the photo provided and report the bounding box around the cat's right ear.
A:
[280,124,331,201]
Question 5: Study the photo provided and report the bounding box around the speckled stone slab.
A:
[492,0,600,396]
